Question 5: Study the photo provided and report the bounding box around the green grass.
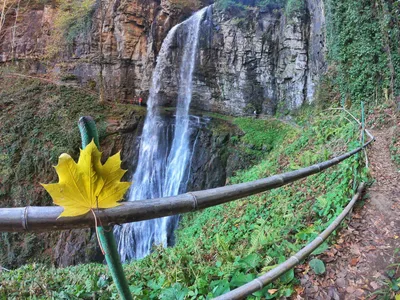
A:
[233,117,291,151]
[0,107,368,299]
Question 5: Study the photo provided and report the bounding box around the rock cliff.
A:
[0,0,211,99]
[0,0,325,114]
[159,2,326,115]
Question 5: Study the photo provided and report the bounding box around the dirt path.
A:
[296,126,400,299]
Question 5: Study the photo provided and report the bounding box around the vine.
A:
[46,0,95,58]
[214,0,304,18]
[325,0,400,105]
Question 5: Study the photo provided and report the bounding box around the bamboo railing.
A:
[0,131,373,232]
[0,108,374,299]
[214,183,366,299]
[213,108,372,299]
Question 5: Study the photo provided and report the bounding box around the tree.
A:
[0,0,18,42]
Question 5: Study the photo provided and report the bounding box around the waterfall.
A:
[115,6,209,262]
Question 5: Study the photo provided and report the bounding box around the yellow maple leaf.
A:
[41,140,131,217]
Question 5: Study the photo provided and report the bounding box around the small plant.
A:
[215,0,285,14]
[309,258,326,275]
[61,74,79,81]
[390,127,400,168]
[285,0,305,18]
[369,249,400,299]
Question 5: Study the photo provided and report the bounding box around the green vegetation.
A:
[168,0,204,11]
[284,0,305,17]
[225,117,293,166]
[233,118,290,151]
[325,0,400,104]
[0,105,368,299]
[390,125,400,168]
[47,0,95,57]
[214,0,304,18]
[215,0,282,12]
[0,68,144,268]
[309,258,326,275]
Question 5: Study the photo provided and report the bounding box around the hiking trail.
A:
[297,123,400,299]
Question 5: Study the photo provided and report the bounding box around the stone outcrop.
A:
[187,116,234,191]
[0,0,211,100]
[0,0,325,114]
[158,3,327,115]
[0,6,55,62]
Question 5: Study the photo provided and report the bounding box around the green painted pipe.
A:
[78,116,133,300]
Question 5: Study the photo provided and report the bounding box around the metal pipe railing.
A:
[0,132,373,232]
[214,182,366,300]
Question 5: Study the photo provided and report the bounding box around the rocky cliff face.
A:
[159,2,326,115]
[0,0,211,100]
[0,0,325,114]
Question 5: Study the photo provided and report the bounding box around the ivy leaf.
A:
[211,280,230,297]
[237,253,261,270]
[312,242,329,255]
[41,140,131,217]
[159,283,188,300]
[279,269,294,284]
[309,258,326,275]
[230,272,255,288]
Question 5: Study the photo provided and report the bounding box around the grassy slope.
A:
[0,106,368,299]
[0,70,145,268]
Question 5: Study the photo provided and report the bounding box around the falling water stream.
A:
[115,6,209,262]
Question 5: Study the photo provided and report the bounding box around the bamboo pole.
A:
[0,265,10,272]
[78,116,132,300]
[0,133,373,232]
[326,107,374,141]
[214,183,366,300]
[360,102,369,168]
[0,109,374,299]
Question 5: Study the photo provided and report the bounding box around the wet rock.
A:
[187,118,233,191]
[187,1,326,115]
[54,229,103,267]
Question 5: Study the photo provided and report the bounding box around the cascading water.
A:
[115,6,210,262]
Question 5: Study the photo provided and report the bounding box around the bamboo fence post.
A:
[78,116,132,300]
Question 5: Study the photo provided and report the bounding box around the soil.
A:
[295,124,400,299]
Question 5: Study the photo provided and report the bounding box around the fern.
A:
[248,218,269,254]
